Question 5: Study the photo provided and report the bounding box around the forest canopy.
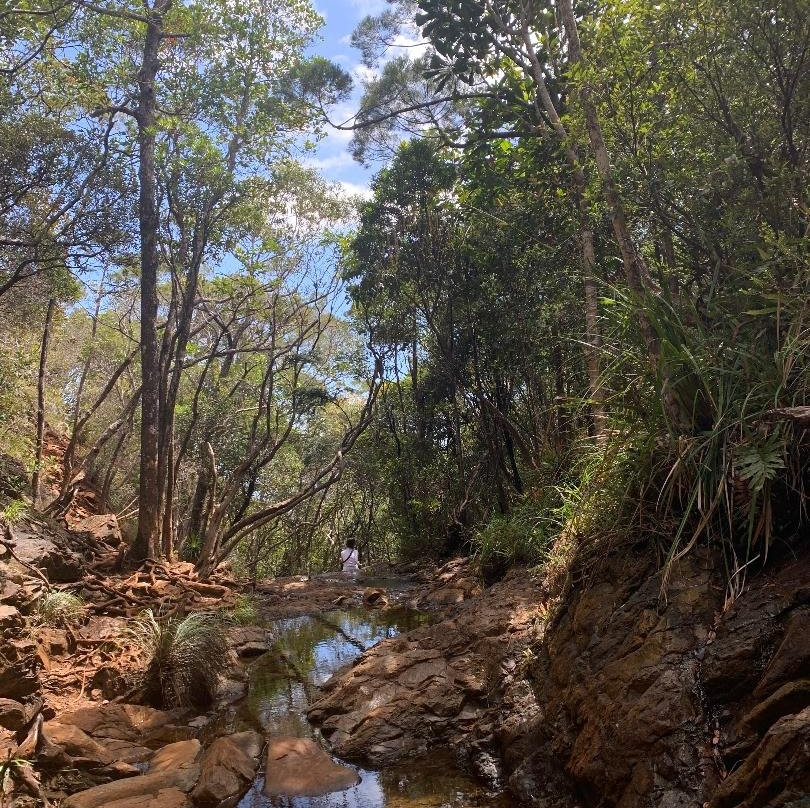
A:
[1,0,808,590]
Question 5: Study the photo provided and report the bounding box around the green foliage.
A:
[735,436,787,495]
[130,610,229,709]
[472,494,559,568]
[0,499,28,525]
[224,593,260,626]
[35,590,85,626]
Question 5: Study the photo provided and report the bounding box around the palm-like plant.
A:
[130,610,229,709]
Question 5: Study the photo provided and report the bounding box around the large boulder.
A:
[69,513,123,547]
[62,739,202,808]
[10,523,82,582]
[191,731,262,807]
[309,567,544,765]
[263,736,359,797]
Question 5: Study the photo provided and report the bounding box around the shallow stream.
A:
[231,595,512,808]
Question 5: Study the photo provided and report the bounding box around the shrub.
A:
[0,499,27,525]
[220,593,259,626]
[36,590,85,625]
[472,489,561,569]
[130,609,229,709]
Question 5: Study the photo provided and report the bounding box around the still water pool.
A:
[232,606,512,808]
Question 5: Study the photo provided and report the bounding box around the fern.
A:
[735,436,786,493]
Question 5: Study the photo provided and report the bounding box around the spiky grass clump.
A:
[0,499,27,525]
[130,610,229,709]
[36,590,85,625]
[230,593,259,626]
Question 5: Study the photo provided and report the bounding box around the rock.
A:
[741,679,810,734]
[0,698,26,731]
[43,722,120,765]
[100,788,190,808]
[235,642,270,658]
[362,588,388,608]
[37,627,69,656]
[70,514,123,547]
[59,703,182,743]
[709,707,810,808]
[415,558,483,609]
[227,626,272,657]
[191,731,262,807]
[263,736,359,797]
[0,604,22,632]
[0,659,40,699]
[0,577,22,604]
[309,568,544,766]
[11,526,83,582]
[90,664,128,699]
[96,761,141,779]
[752,608,810,701]
[62,739,202,808]
[218,677,247,705]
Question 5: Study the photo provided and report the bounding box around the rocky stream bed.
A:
[2,507,809,808]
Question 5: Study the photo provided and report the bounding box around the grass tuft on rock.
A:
[130,609,229,709]
[36,590,85,625]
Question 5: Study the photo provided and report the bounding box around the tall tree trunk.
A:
[520,22,606,437]
[556,0,689,429]
[32,297,56,509]
[581,226,606,436]
[130,0,171,561]
[556,0,656,350]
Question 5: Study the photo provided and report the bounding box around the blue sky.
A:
[302,0,420,200]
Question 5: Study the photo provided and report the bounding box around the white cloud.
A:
[390,32,429,60]
[348,0,386,14]
[303,153,355,172]
[337,180,372,200]
[352,62,379,85]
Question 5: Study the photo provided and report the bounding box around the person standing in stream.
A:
[340,538,360,578]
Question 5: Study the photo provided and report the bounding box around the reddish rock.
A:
[59,703,182,743]
[62,739,201,808]
[0,698,26,731]
[102,788,190,808]
[191,731,262,807]
[263,736,359,797]
[70,513,123,547]
[710,707,810,808]
[362,588,388,608]
[37,627,69,656]
[0,604,22,632]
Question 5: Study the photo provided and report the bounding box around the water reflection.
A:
[236,606,511,808]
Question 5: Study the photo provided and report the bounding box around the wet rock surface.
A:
[191,730,263,807]
[308,562,545,765]
[308,552,810,808]
[263,736,360,796]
